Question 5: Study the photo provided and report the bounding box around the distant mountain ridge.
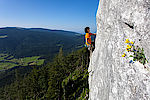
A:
[1,27,79,33]
[0,27,84,59]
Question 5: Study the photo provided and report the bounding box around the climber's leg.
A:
[91,42,95,52]
[86,47,90,66]
[89,45,93,58]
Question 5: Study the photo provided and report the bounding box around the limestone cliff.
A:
[89,0,150,100]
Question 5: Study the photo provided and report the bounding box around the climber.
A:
[84,27,96,52]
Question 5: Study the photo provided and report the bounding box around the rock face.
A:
[89,0,150,100]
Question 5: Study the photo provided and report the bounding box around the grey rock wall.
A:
[89,0,150,100]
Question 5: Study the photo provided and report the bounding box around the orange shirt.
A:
[85,33,93,46]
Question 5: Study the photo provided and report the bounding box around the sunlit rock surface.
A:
[89,0,150,100]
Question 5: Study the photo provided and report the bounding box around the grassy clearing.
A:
[0,62,18,70]
[0,54,8,61]
[37,59,45,65]
[0,35,8,38]
[21,56,44,66]
[0,54,45,70]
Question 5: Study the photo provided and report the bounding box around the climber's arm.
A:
[90,33,96,35]
[92,33,96,35]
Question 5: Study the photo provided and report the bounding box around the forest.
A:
[0,47,89,100]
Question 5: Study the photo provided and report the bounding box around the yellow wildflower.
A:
[130,41,134,44]
[125,39,130,43]
[122,53,126,57]
[127,45,132,49]
[126,48,129,51]
[129,46,132,49]
[126,48,131,52]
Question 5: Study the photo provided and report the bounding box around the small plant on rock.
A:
[122,39,148,65]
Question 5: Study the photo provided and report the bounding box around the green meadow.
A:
[0,53,45,70]
[0,35,8,38]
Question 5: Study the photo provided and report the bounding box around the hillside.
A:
[0,48,89,99]
[0,27,85,93]
[0,27,83,58]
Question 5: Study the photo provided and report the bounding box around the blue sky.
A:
[0,0,99,33]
